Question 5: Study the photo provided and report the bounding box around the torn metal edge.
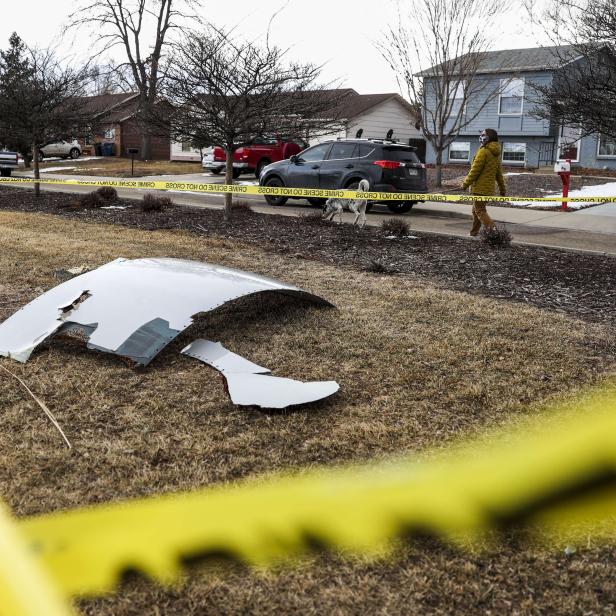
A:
[0,258,334,366]
[182,338,339,409]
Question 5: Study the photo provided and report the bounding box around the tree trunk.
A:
[224,148,233,223]
[33,143,40,199]
[435,149,443,188]
[139,97,153,160]
[140,131,152,161]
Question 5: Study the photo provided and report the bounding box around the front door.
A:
[284,143,332,189]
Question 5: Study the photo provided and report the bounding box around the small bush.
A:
[74,192,104,209]
[142,193,173,212]
[480,224,512,249]
[95,186,118,202]
[381,218,410,237]
[365,259,397,275]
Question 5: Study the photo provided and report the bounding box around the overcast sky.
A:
[2,0,551,95]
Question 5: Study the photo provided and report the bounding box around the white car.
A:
[38,140,82,160]
[0,150,19,177]
[201,146,224,174]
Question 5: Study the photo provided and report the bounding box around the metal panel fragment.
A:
[224,373,339,409]
[182,338,339,409]
[0,258,332,365]
[182,339,270,374]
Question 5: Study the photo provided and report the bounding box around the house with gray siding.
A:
[419,44,616,171]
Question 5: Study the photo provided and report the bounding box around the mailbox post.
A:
[554,159,571,212]
[126,147,140,176]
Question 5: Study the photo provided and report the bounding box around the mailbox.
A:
[554,160,571,173]
[555,159,572,211]
[127,147,140,155]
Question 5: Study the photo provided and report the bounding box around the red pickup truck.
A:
[202,136,306,179]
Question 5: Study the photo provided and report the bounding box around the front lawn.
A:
[36,156,204,177]
[0,205,615,614]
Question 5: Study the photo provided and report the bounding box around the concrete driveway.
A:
[10,170,616,255]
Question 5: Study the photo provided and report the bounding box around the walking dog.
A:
[323,179,370,228]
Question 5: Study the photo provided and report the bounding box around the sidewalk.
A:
[8,171,616,256]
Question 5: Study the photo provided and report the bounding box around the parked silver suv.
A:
[38,140,82,160]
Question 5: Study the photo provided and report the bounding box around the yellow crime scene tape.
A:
[1,387,616,615]
[0,176,615,203]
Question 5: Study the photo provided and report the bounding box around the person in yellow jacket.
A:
[459,128,507,236]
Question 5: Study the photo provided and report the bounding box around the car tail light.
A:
[372,160,403,169]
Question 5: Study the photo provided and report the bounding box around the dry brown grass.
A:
[0,211,615,615]
[40,158,204,177]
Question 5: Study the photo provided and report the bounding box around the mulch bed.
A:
[1,186,615,328]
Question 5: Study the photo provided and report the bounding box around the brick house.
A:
[78,93,170,160]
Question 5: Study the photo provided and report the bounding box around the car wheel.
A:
[387,201,415,214]
[0,169,10,177]
[307,198,326,206]
[263,177,288,206]
[255,159,270,179]
[232,168,242,179]
[210,168,222,175]
[345,179,374,212]
[69,148,80,159]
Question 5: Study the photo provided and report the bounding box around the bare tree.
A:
[378,0,510,186]
[67,0,203,160]
[156,27,345,222]
[87,63,134,95]
[524,0,616,142]
[0,38,92,197]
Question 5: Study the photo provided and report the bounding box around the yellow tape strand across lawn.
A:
[0,387,611,616]
[0,176,615,203]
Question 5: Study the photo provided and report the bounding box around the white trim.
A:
[597,134,616,159]
[498,78,525,116]
[448,141,471,162]
[502,142,526,164]
[557,125,581,163]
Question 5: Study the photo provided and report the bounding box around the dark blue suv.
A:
[258,138,427,214]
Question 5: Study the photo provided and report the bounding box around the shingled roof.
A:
[77,92,139,117]
[417,44,582,77]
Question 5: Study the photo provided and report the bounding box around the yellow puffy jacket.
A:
[462,141,507,196]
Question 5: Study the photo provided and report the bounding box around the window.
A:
[597,135,616,158]
[448,81,465,102]
[558,125,581,162]
[502,142,526,163]
[449,142,471,162]
[251,136,278,145]
[104,127,116,140]
[499,78,525,115]
[181,141,194,152]
[328,143,358,160]
[383,146,420,163]
[447,81,466,115]
[359,144,375,158]
[298,143,331,162]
